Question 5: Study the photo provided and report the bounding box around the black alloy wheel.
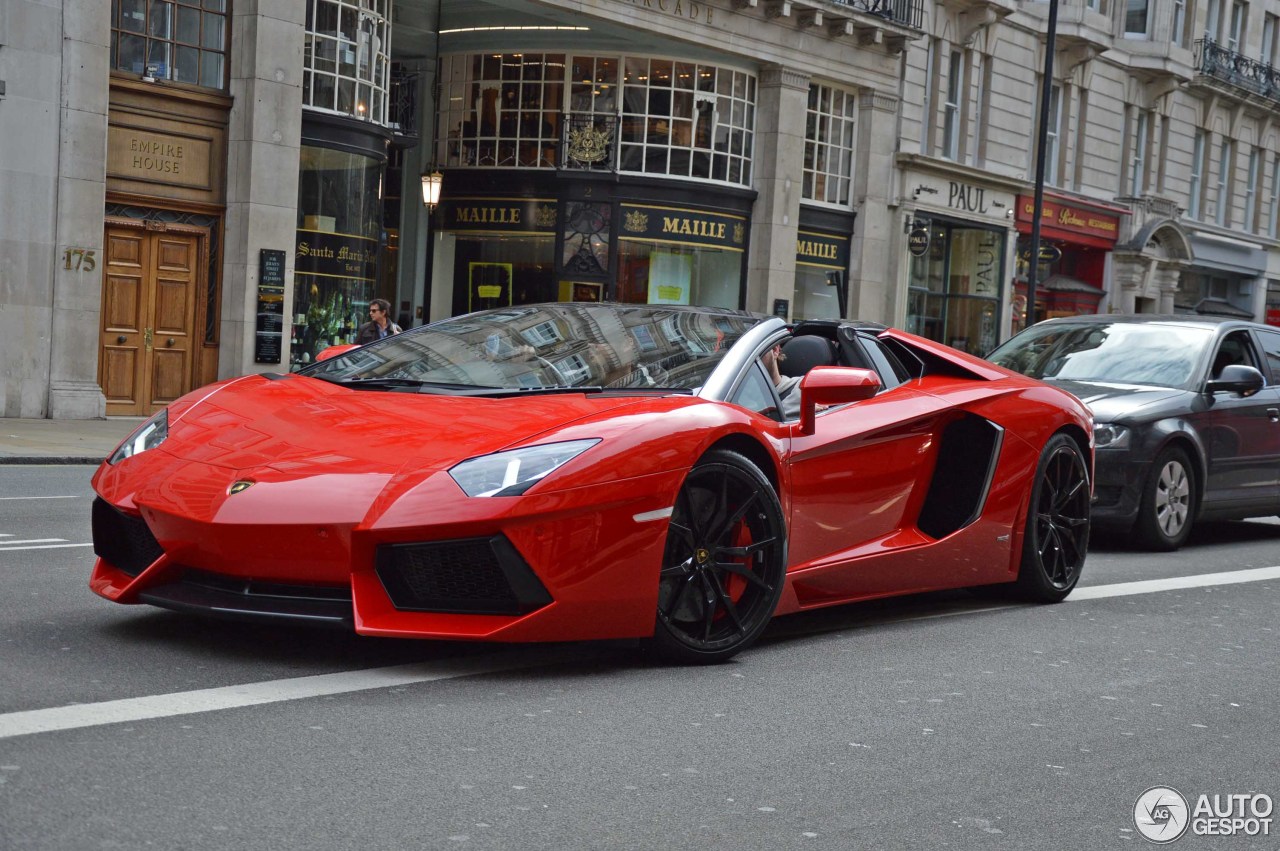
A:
[1016,433,1090,602]
[651,449,787,664]
[1135,445,1196,551]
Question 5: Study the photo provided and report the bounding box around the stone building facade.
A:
[2,0,1279,420]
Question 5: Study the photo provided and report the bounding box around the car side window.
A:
[730,362,783,421]
[855,334,910,390]
[1255,329,1280,384]
[1211,331,1264,381]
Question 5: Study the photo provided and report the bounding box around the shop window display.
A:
[906,223,1004,355]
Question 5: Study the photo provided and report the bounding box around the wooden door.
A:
[99,223,202,416]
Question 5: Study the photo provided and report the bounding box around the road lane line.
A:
[0,495,81,500]
[0,543,92,551]
[0,539,67,546]
[1,566,1277,741]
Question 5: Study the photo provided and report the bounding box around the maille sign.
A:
[438,198,557,234]
[1016,194,1122,249]
[618,204,746,251]
[795,230,849,270]
[295,231,377,282]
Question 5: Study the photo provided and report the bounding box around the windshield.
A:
[987,322,1215,389]
[301,303,763,393]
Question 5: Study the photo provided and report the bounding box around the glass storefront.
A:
[303,0,391,123]
[291,144,384,367]
[792,227,852,320]
[906,220,1005,356]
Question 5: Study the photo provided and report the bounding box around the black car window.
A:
[1210,331,1264,380]
[1255,329,1280,383]
[856,333,910,390]
[731,362,783,421]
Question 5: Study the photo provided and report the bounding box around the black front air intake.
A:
[375,536,552,615]
[92,497,164,577]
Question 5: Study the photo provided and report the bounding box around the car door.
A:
[1248,327,1280,508]
[1200,328,1280,509]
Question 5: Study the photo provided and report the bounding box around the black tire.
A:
[1015,433,1090,602]
[650,449,787,664]
[1135,445,1196,551]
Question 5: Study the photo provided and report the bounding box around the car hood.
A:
[1045,379,1190,423]
[161,373,647,475]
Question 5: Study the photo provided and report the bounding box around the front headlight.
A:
[448,439,601,497]
[1093,422,1131,450]
[108,409,169,464]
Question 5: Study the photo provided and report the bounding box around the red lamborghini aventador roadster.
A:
[91,302,1093,663]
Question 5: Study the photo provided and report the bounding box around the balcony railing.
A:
[1194,38,1280,104]
[831,0,924,30]
[388,68,419,146]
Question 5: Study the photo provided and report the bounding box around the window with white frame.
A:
[1245,147,1260,231]
[1216,139,1233,226]
[1270,154,1280,238]
[1044,84,1062,185]
[303,0,391,124]
[804,84,857,206]
[1189,130,1206,219]
[943,51,964,161]
[110,0,228,88]
[1125,0,1149,37]
[1206,0,1222,39]
[1129,110,1149,196]
[1227,1,1246,52]
[1264,14,1279,66]
[1086,0,1101,10]
[1172,0,1189,47]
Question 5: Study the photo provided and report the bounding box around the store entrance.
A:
[98,222,203,416]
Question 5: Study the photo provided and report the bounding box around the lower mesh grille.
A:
[375,536,552,615]
[92,497,164,577]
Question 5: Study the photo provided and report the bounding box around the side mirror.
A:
[1206,363,1266,397]
[798,366,881,434]
[315,343,361,363]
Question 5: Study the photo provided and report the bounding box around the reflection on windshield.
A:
[302,303,763,392]
[987,322,1214,388]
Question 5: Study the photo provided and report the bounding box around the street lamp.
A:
[1025,0,1060,328]
[420,170,443,208]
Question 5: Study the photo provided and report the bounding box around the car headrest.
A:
[778,335,838,378]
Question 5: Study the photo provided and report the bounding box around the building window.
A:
[303,0,391,124]
[1172,0,1189,46]
[1245,147,1261,231]
[943,51,964,161]
[906,223,1005,356]
[1124,0,1149,37]
[438,53,756,187]
[1043,84,1062,186]
[1268,154,1280,238]
[1227,0,1246,52]
[1189,130,1206,220]
[1129,110,1149,196]
[1215,139,1233,226]
[1086,0,1101,10]
[1263,13,1279,65]
[804,84,857,206]
[110,0,228,88]
[1206,0,1222,39]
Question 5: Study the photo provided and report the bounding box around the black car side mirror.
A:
[1206,364,1266,397]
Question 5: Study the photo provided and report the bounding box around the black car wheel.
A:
[1016,433,1090,602]
[1136,445,1195,551]
[651,449,787,664]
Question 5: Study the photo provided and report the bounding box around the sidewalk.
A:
[0,418,143,464]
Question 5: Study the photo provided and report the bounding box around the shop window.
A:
[111,0,228,89]
[906,223,1004,356]
[303,0,390,124]
[439,52,754,187]
[616,242,741,310]
[804,84,856,206]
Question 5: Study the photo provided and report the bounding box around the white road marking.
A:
[0,543,93,551]
[0,495,80,501]
[0,539,67,546]
[0,565,1277,741]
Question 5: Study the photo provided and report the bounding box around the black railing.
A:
[831,0,924,30]
[389,68,419,142]
[559,113,618,173]
[1195,38,1280,104]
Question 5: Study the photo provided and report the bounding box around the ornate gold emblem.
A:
[733,223,745,244]
[624,210,649,233]
[567,124,611,164]
[536,205,557,228]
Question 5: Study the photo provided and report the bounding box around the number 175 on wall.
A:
[63,248,97,272]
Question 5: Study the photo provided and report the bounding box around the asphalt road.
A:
[1,465,1277,850]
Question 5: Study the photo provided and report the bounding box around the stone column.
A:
[46,0,111,419]
[220,0,305,378]
[850,91,900,325]
[1154,261,1183,313]
[744,65,808,318]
